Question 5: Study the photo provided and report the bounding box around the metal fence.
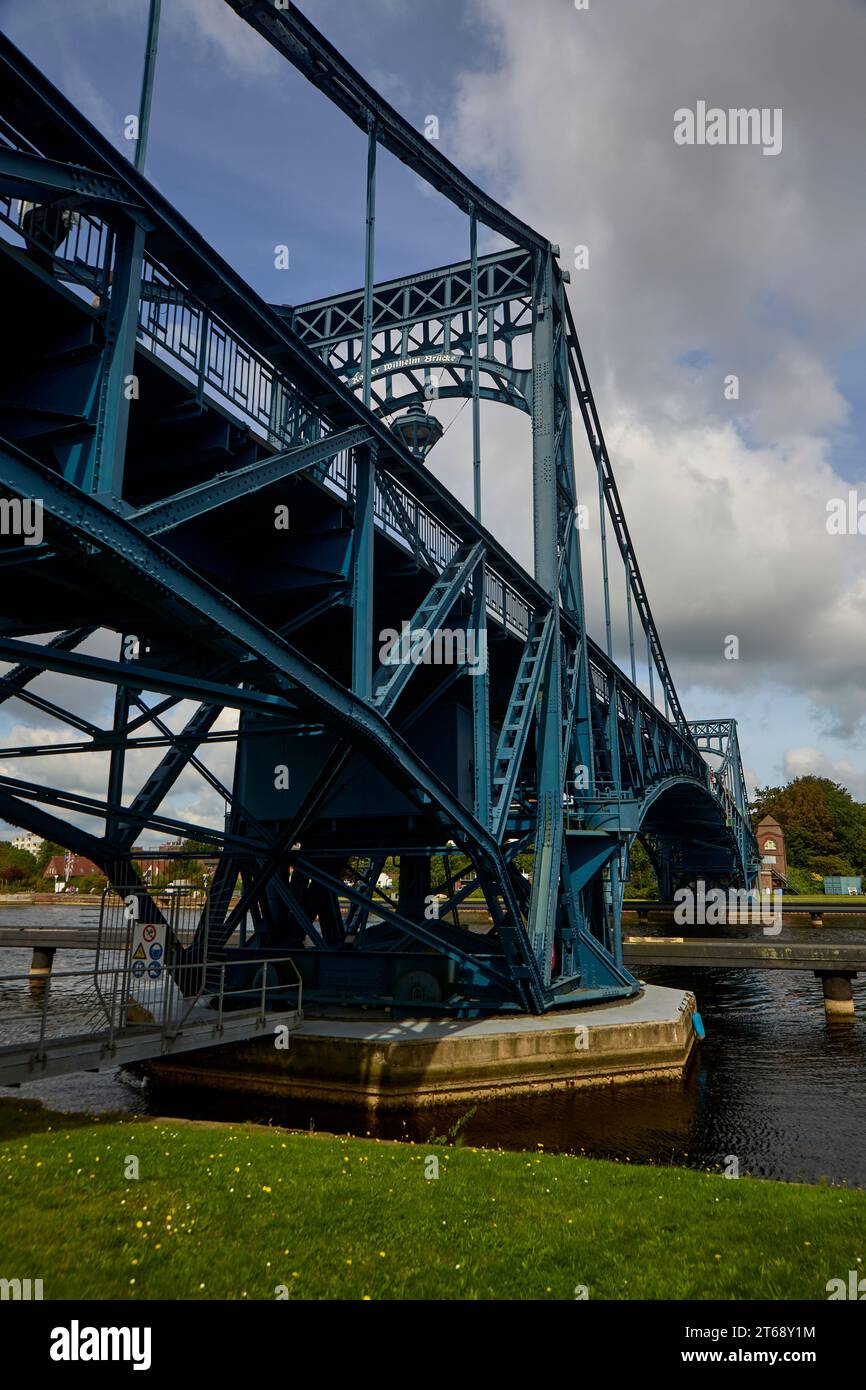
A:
[0,885,302,1074]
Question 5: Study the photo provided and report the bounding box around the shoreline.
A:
[1,1095,863,1301]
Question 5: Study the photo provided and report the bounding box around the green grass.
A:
[622,893,866,905]
[784,894,866,904]
[0,1099,863,1300]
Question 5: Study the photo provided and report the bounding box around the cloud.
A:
[782,746,866,801]
[165,0,283,79]
[438,0,866,744]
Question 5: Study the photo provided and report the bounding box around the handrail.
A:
[0,954,302,1067]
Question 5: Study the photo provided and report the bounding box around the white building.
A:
[11,831,43,857]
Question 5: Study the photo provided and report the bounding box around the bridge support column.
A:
[817,971,855,1018]
[527,248,564,984]
[29,945,55,985]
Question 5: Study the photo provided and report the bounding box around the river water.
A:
[3,905,866,1187]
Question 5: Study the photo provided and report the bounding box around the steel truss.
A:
[0,2,756,1016]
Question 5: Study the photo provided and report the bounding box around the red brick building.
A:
[756,815,787,891]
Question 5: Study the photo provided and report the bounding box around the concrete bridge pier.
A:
[817,971,855,1018]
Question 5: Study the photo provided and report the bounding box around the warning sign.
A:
[130,917,167,980]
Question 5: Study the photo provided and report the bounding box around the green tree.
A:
[35,840,65,874]
[752,776,866,878]
[625,838,657,897]
[180,838,216,858]
[0,842,38,886]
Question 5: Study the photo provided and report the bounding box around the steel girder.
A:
[288,250,689,750]
[0,8,757,1015]
[287,249,534,417]
[688,719,759,885]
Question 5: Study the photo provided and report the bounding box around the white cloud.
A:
[437,0,866,749]
[782,746,866,801]
[166,0,283,78]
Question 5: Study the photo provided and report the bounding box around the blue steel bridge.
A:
[0,0,757,1023]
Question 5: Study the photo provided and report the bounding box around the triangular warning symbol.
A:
[132,943,147,961]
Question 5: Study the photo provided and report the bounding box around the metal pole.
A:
[625,556,637,686]
[362,118,377,409]
[351,443,376,698]
[468,205,489,825]
[470,205,481,520]
[92,0,162,503]
[610,845,625,969]
[351,118,378,697]
[134,0,162,175]
[527,249,564,987]
[647,629,655,707]
[598,456,613,659]
[471,559,490,829]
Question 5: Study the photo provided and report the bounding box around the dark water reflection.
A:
[6,909,866,1187]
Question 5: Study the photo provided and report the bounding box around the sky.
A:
[1,0,865,842]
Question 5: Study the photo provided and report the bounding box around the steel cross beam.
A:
[370,540,486,713]
[0,147,146,211]
[0,439,544,998]
[0,789,127,873]
[0,636,294,721]
[287,249,534,415]
[0,627,93,705]
[134,426,370,535]
[0,773,262,852]
[290,249,533,349]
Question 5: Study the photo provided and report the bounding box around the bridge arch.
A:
[633,775,751,895]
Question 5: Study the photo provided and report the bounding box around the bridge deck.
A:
[624,899,866,915]
[0,927,188,949]
[623,937,866,971]
[0,1004,302,1087]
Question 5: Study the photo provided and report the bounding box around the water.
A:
[3,905,866,1186]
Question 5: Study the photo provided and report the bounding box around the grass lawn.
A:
[1,1099,863,1300]
[622,893,866,906]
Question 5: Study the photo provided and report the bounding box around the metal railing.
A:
[0,157,534,642]
[0,195,112,303]
[137,255,322,448]
[0,952,302,1072]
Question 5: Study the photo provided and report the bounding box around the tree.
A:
[625,839,657,897]
[35,840,65,874]
[180,838,216,858]
[751,776,866,877]
[0,842,38,885]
